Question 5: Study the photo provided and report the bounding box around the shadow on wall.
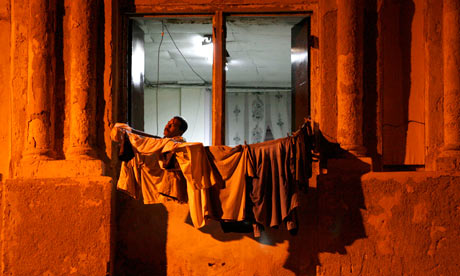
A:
[115,193,168,276]
[114,127,368,276]
[287,130,369,275]
[201,129,368,275]
[381,0,415,165]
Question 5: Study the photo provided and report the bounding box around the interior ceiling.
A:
[133,16,306,88]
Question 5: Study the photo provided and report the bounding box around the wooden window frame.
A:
[122,10,312,145]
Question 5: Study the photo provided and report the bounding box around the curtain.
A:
[226,91,291,146]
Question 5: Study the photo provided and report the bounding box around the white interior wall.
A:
[144,86,212,145]
[144,87,158,135]
[180,87,211,144]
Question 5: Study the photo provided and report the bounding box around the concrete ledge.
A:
[16,159,106,178]
[1,177,114,276]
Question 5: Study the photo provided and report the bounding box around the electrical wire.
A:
[163,23,210,84]
[156,21,165,135]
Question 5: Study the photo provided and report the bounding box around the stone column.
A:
[24,0,55,159]
[443,0,460,152]
[66,0,98,159]
[438,0,460,169]
[336,0,366,155]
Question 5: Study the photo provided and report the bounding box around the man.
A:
[114,116,190,204]
[163,116,188,138]
[124,116,188,139]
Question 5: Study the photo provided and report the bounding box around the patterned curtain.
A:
[226,91,291,146]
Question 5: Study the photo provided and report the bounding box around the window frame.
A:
[123,10,312,145]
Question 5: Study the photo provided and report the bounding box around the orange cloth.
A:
[113,123,309,230]
[113,124,217,228]
[206,145,255,221]
[116,131,189,204]
[248,137,299,228]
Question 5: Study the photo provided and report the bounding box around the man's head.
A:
[163,116,188,138]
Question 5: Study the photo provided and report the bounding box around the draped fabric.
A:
[247,137,299,228]
[206,145,255,221]
[112,123,217,227]
[112,122,311,231]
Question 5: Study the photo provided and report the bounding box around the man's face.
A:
[163,118,183,138]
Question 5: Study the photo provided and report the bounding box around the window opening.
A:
[224,16,310,145]
[129,17,213,145]
[128,14,310,146]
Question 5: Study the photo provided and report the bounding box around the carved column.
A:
[24,0,55,159]
[66,0,98,159]
[438,0,460,169]
[336,0,366,155]
[443,0,460,152]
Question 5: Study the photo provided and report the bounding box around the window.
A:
[128,14,310,146]
[129,17,213,144]
[225,16,309,145]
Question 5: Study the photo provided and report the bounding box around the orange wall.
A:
[0,0,458,275]
[116,172,460,275]
[3,177,113,275]
[0,0,10,180]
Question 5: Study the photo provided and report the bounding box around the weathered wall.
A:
[424,0,444,171]
[8,0,116,175]
[116,183,319,276]
[0,0,10,181]
[2,177,113,275]
[0,0,458,275]
[9,0,28,175]
[0,0,10,263]
[116,172,460,276]
[1,0,117,275]
[318,172,460,276]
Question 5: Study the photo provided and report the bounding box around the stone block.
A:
[1,177,114,276]
[436,151,460,171]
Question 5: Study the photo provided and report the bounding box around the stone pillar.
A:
[66,0,98,159]
[443,0,460,152]
[437,0,460,170]
[336,0,366,156]
[24,0,55,159]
